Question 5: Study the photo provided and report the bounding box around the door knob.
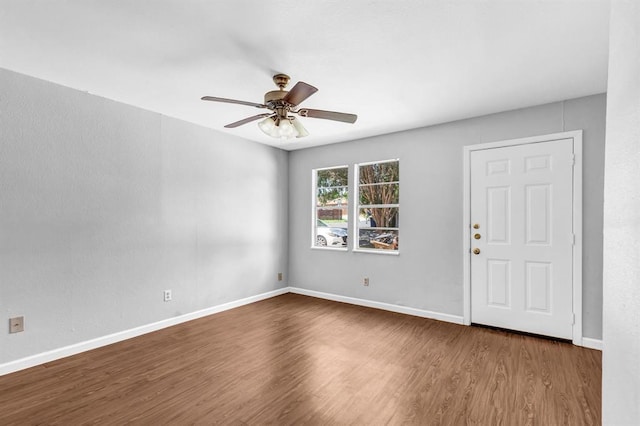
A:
[473,248,481,255]
[474,233,481,240]
[473,224,480,229]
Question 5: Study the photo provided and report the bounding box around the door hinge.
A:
[572,313,576,325]
[570,154,575,166]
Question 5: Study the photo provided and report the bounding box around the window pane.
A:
[358,228,399,250]
[358,183,399,205]
[316,185,348,208]
[358,208,399,229]
[359,162,399,184]
[317,168,348,187]
[315,218,348,247]
[316,206,346,221]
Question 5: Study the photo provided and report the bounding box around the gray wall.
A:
[0,69,289,364]
[289,94,605,340]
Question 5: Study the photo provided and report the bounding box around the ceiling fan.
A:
[201,74,357,139]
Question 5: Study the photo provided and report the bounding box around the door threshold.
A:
[471,323,572,344]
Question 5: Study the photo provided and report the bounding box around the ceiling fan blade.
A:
[297,108,357,124]
[282,82,318,106]
[201,96,266,109]
[224,113,272,128]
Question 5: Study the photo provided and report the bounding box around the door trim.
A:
[462,130,583,345]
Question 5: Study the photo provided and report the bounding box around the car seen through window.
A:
[316,219,347,247]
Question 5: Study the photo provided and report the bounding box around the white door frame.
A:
[462,130,583,345]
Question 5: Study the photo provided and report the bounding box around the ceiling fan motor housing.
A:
[264,90,288,105]
[264,89,291,118]
[265,73,292,113]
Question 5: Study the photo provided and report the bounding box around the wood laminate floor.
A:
[0,293,601,425]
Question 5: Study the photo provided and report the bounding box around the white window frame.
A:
[354,158,400,255]
[311,165,349,251]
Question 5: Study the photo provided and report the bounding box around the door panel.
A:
[470,139,574,339]
[487,186,511,244]
[487,259,510,307]
[525,261,551,312]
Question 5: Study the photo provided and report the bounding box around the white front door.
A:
[470,138,575,339]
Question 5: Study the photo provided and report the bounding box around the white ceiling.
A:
[0,0,610,151]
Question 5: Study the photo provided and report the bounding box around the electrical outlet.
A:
[363,277,369,286]
[163,290,172,302]
[278,272,283,281]
[9,316,24,333]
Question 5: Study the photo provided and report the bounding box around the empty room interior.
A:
[1,1,638,424]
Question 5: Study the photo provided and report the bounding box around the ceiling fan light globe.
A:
[271,127,283,138]
[278,119,296,138]
[291,118,309,138]
[258,117,276,135]
[258,114,305,140]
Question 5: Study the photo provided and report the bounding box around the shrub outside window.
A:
[313,166,349,249]
[356,159,399,252]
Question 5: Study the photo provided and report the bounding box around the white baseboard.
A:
[288,287,465,325]
[582,337,603,351]
[0,287,289,377]
[1,286,598,377]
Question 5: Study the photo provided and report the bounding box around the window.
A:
[313,166,349,249]
[356,159,399,252]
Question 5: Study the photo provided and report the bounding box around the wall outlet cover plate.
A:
[10,316,24,333]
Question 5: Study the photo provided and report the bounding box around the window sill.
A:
[353,249,400,256]
[311,246,348,252]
